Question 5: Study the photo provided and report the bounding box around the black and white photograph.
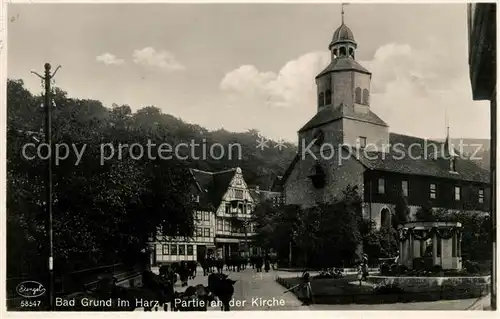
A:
[2,0,497,313]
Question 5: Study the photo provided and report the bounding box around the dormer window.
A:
[450,158,457,172]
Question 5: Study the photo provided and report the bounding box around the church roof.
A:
[298,103,388,132]
[190,168,238,210]
[279,133,490,187]
[316,57,371,78]
[329,23,356,48]
[356,133,489,183]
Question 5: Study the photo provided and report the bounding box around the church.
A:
[279,16,491,229]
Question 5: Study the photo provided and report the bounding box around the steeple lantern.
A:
[329,4,357,60]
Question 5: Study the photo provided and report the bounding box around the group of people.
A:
[159,261,197,287]
[250,253,277,272]
[198,252,278,275]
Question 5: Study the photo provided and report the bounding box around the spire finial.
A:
[341,3,349,24]
[341,3,345,24]
[445,106,449,137]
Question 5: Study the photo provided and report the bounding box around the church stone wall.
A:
[298,120,343,152]
[332,71,354,107]
[342,118,390,150]
[284,148,365,208]
[353,72,371,103]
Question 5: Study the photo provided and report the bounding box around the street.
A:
[134,267,483,311]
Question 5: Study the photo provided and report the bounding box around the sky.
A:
[7,2,491,142]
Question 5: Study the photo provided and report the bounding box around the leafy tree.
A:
[393,188,409,228]
[414,201,436,222]
[253,185,364,268]
[7,78,298,278]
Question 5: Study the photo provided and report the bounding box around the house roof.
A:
[299,102,388,132]
[248,188,282,204]
[190,168,237,209]
[316,57,370,78]
[279,133,490,187]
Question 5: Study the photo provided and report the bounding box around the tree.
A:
[7,80,195,276]
[252,185,365,268]
[414,201,436,222]
[7,78,300,277]
[393,188,409,228]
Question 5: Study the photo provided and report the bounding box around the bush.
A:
[432,265,443,274]
[463,260,481,274]
[397,265,408,275]
[380,263,391,275]
[374,283,405,295]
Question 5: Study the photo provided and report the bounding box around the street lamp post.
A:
[289,229,297,268]
[31,63,61,311]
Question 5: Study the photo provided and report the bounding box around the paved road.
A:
[135,266,307,311]
[135,266,485,311]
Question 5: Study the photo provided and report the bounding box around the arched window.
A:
[333,49,338,58]
[339,46,347,56]
[362,89,369,105]
[380,208,390,229]
[355,87,362,104]
[325,89,332,105]
[349,47,354,58]
[318,92,325,107]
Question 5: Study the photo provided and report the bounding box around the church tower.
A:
[316,7,371,112]
[299,6,389,151]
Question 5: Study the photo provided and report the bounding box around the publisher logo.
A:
[16,281,46,298]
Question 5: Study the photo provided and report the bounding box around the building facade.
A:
[280,17,491,229]
[149,167,259,264]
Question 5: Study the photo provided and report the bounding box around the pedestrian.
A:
[264,253,271,272]
[357,264,363,286]
[362,262,369,281]
[300,271,313,305]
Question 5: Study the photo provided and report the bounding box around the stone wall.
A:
[342,118,389,150]
[284,148,365,208]
[332,71,354,107]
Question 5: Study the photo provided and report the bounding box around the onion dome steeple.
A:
[329,4,357,59]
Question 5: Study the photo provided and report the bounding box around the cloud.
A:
[132,47,185,71]
[220,52,329,109]
[218,39,489,141]
[96,53,125,65]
